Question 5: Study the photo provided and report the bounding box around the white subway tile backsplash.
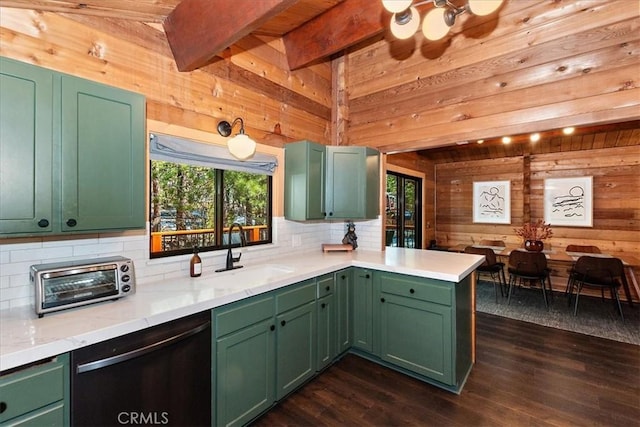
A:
[0,217,383,309]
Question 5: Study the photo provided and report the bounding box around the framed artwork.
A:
[544,176,593,227]
[473,180,511,224]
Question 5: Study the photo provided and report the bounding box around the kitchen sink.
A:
[216,263,295,281]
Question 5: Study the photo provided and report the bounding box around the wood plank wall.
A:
[345,0,640,153]
[434,144,640,290]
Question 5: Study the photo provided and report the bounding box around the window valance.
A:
[149,133,278,175]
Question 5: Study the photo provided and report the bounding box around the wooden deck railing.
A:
[150,225,268,253]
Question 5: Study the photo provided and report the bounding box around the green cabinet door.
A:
[326,146,380,219]
[316,292,336,372]
[215,318,276,427]
[276,300,316,400]
[0,57,54,235]
[379,292,454,385]
[60,76,145,232]
[213,296,276,427]
[352,268,374,353]
[284,140,325,220]
[335,268,352,354]
[316,273,336,371]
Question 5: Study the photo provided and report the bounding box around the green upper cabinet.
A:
[284,140,326,220]
[60,76,145,232]
[0,57,54,235]
[326,146,379,220]
[284,141,380,221]
[0,57,145,237]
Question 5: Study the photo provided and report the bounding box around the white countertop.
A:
[0,247,483,371]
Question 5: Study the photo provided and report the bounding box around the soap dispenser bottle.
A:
[190,246,202,277]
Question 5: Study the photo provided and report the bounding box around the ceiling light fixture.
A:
[217,117,257,160]
[530,133,541,142]
[562,127,575,135]
[501,136,511,144]
[382,0,503,41]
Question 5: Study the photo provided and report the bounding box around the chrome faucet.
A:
[216,222,246,272]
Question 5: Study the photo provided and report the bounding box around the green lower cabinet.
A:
[0,354,69,426]
[213,279,318,425]
[373,270,472,392]
[276,300,316,400]
[379,292,453,385]
[316,293,336,371]
[213,296,276,427]
[335,268,352,354]
[352,268,374,353]
[212,267,472,425]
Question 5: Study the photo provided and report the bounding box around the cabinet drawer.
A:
[316,275,334,298]
[276,280,316,314]
[214,296,274,337]
[0,361,64,423]
[3,401,64,426]
[378,272,452,306]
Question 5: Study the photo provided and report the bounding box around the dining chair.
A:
[480,239,506,247]
[564,244,602,295]
[465,246,507,302]
[569,256,626,321]
[507,250,553,309]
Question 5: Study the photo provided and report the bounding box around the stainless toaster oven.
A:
[31,256,135,317]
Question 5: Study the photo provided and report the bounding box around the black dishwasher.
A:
[71,311,211,426]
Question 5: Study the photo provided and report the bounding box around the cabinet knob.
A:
[37,218,49,228]
[341,275,346,280]
[66,218,77,227]
[380,297,385,303]
[328,212,333,216]
[0,401,6,414]
[280,320,286,327]
[366,274,370,279]
[270,325,275,331]
[410,288,415,294]
[325,285,330,291]
[321,303,326,309]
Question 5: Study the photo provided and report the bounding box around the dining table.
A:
[449,244,640,304]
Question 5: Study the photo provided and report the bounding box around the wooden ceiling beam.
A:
[163,0,298,72]
[283,0,387,70]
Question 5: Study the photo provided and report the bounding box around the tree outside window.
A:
[150,160,271,258]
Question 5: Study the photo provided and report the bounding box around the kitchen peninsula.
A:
[0,248,483,424]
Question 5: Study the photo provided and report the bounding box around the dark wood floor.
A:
[251,312,640,426]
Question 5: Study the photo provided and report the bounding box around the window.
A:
[148,134,275,258]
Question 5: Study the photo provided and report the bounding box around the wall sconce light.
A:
[217,117,256,160]
[382,0,503,41]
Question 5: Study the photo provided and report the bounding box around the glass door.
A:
[385,172,422,248]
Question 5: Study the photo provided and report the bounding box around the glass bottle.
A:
[190,246,202,277]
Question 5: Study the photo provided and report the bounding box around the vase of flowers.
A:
[514,220,553,252]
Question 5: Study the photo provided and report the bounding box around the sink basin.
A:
[215,263,295,281]
[245,264,295,276]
